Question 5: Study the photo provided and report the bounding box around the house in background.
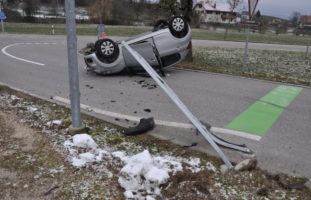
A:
[295,15,311,35]
[193,0,238,24]
[298,15,311,27]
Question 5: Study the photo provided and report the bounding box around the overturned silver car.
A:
[83,16,192,75]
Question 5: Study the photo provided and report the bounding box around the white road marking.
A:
[53,96,262,141]
[1,43,45,66]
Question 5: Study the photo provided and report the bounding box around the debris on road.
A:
[122,117,155,136]
[135,79,157,90]
[143,108,151,113]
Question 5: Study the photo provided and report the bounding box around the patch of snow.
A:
[63,134,215,199]
[47,119,63,126]
[79,152,96,162]
[27,106,38,113]
[146,196,156,200]
[145,166,169,184]
[71,157,88,168]
[10,95,19,100]
[64,140,74,148]
[185,157,201,173]
[124,190,135,199]
[206,162,217,172]
[72,134,98,149]
[112,151,129,162]
[153,155,182,174]
[118,150,184,199]
[275,190,287,199]
[214,182,222,187]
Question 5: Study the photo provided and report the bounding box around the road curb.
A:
[52,96,261,142]
[0,81,261,141]
[0,82,258,163]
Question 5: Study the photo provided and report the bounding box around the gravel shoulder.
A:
[0,85,310,200]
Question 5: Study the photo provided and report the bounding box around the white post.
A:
[51,25,55,35]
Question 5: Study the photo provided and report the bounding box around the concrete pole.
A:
[65,0,81,128]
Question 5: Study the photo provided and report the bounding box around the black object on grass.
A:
[122,117,155,136]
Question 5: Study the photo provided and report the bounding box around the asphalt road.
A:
[1,34,310,179]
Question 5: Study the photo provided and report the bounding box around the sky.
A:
[200,0,311,19]
[256,0,311,19]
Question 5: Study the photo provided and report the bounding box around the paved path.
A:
[0,34,310,179]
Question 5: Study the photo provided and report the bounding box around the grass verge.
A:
[179,47,311,86]
[2,22,311,45]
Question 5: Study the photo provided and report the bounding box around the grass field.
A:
[3,22,311,45]
[179,47,311,86]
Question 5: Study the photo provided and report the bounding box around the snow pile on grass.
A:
[64,134,106,167]
[64,134,216,199]
[115,150,181,199]
[114,150,212,199]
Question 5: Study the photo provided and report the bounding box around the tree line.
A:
[2,0,193,25]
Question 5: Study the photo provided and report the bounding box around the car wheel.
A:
[153,19,168,31]
[169,16,189,38]
[96,38,120,63]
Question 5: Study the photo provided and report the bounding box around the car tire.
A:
[153,19,168,31]
[95,38,119,63]
[169,16,189,38]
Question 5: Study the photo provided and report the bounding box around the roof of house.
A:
[195,1,235,12]
[300,15,311,24]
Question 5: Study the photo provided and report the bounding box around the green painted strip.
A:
[226,85,302,136]
[259,85,302,108]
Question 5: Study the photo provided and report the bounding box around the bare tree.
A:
[224,0,243,40]
[22,0,39,17]
[87,0,112,23]
[180,0,193,22]
[227,0,243,11]
[290,11,301,26]
[156,0,180,18]
[129,0,146,21]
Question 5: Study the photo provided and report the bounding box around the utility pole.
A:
[56,0,59,18]
[100,0,103,25]
[65,0,81,129]
[243,0,260,70]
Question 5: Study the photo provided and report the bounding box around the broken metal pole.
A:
[65,0,81,127]
[122,41,233,168]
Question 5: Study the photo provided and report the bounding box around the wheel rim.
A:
[172,17,184,32]
[101,41,114,56]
